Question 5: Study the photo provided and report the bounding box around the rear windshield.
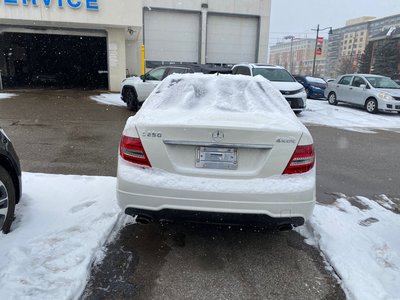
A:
[365,77,400,89]
[142,74,292,114]
[252,68,296,82]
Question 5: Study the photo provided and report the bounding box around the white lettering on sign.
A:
[2,0,99,10]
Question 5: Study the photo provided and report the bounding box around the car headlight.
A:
[378,92,394,101]
[299,87,305,93]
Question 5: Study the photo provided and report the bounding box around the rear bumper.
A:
[117,159,316,226]
[125,207,306,227]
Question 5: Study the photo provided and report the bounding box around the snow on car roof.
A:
[140,73,291,114]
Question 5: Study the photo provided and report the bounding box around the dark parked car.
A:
[0,128,22,234]
[293,75,327,99]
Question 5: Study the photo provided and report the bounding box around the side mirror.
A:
[140,74,146,82]
[360,84,367,89]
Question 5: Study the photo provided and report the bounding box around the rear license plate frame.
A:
[195,146,238,170]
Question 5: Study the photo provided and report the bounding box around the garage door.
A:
[0,32,108,89]
[144,10,200,65]
[206,15,259,64]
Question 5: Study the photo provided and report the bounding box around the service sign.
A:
[1,0,99,11]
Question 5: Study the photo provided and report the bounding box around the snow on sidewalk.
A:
[90,93,126,107]
[299,100,400,133]
[297,194,400,300]
[0,172,121,300]
[0,93,17,100]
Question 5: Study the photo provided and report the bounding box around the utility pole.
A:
[311,25,332,76]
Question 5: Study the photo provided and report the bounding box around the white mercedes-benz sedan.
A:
[117,74,316,230]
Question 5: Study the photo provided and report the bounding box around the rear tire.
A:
[0,165,16,234]
[125,88,139,112]
[328,92,338,105]
[365,98,378,114]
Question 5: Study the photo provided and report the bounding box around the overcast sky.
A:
[269,0,400,45]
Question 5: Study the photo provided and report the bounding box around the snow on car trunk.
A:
[0,173,121,300]
[126,74,308,177]
[297,194,400,299]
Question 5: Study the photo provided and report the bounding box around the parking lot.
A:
[1,90,400,299]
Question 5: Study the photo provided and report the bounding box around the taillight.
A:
[119,135,151,167]
[283,144,315,175]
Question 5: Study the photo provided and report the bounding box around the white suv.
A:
[121,66,192,111]
[232,64,307,114]
[121,64,231,111]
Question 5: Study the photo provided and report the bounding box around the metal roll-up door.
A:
[206,14,259,64]
[144,10,200,64]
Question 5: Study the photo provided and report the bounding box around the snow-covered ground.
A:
[0,93,16,100]
[297,194,400,300]
[90,93,126,107]
[0,173,121,300]
[1,172,399,299]
[300,99,400,133]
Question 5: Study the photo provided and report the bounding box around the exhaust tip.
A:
[135,215,152,225]
[278,224,293,232]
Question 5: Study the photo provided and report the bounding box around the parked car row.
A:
[121,63,308,114]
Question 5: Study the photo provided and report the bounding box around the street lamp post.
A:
[311,25,333,76]
[284,35,295,73]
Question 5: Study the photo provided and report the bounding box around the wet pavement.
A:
[8,90,400,299]
[81,222,344,300]
[0,89,132,176]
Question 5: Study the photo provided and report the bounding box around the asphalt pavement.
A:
[4,90,399,299]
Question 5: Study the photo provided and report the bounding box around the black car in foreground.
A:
[0,128,21,234]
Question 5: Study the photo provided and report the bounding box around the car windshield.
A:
[305,76,326,84]
[252,68,296,82]
[365,77,400,89]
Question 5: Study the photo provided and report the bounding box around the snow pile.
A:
[0,93,16,100]
[300,100,400,132]
[297,195,400,299]
[90,94,126,107]
[0,173,120,300]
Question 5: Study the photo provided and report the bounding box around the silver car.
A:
[324,74,400,114]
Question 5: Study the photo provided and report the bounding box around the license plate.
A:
[196,147,238,170]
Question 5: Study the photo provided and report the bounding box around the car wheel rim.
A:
[0,180,9,228]
[329,94,335,103]
[367,101,375,112]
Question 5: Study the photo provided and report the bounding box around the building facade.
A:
[326,14,400,78]
[0,0,271,91]
[269,38,327,77]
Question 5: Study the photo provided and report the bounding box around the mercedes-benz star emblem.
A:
[212,130,224,142]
